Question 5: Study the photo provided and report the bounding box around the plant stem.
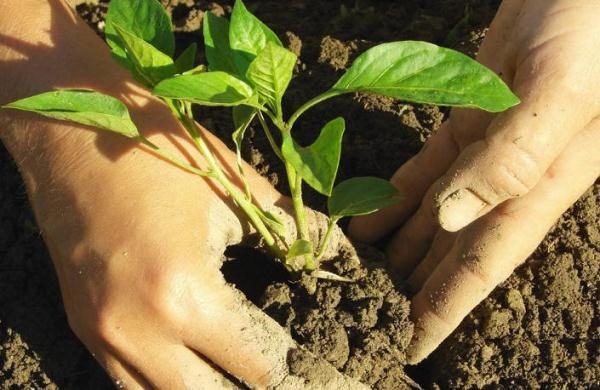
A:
[164,99,285,259]
[257,111,284,161]
[287,89,343,129]
[316,216,339,260]
[285,161,315,270]
[139,137,211,177]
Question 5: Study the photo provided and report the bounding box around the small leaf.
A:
[203,12,238,74]
[287,239,313,262]
[258,209,287,237]
[232,105,257,198]
[105,0,174,60]
[153,72,254,106]
[247,43,297,116]
[282,117,345,196]
[328,177,402,218]
[174,43,197,74]
[182,64,208,76]
[230,0,282,75]
[312,270,354,283]
[333,41,519,112]
[113,24,176,87]
[2,90,139,138]
[232,105,257,152]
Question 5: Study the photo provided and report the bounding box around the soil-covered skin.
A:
[1,0,598,388]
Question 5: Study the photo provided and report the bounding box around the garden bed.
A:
[0,0,598,388]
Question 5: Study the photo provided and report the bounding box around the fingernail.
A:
[406,323,433,365]
[437,189,487,232]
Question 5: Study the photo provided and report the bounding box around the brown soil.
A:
[224,244,415,389]
[1,0,598,389]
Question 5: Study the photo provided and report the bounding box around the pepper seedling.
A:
[1,0,519,274]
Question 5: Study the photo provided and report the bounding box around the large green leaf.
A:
[247,43,297,116]
[282,117,345,196]
[332,41,519,112]
[105,0,174,61]
[203,12,238,75]
[328,177,402,218]
[229,0,282,75]
[2,90,139,138]
[114,25,176,87]
[174,43,197,74]
[153,72,254,106]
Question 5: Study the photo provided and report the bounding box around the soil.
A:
[1,0,598,389]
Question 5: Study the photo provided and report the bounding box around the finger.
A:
[406,230,456,291]
[434,32,600,232]
[184,277,367,389]
[385,185,439,277]
[348,122,459,243]
[407,117,600,364]
[106,328,240,389]
[89,348,149,390]
[142,346,240,389]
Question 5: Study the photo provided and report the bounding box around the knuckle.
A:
[93,307,124,349]
[459,252,493,286]
[486,141,543,198]
[144,267,190,324]
[489,201,522,221]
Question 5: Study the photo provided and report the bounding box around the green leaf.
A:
[247,43,297,116]
[231,104,257,198]
[258,209,287,237]
[113,24,176,87]
[153,72,254,106]
[182,64,208,76]
[203,12,238,74]
[287,239,313,262]
[328,177,402,218]
[174,43,197,74]
[230,0,283,75]
[282,117,345,196]
[2,90,139,138]
[105,0,174,61]
[232,105,257,152]
[332,41,519,112]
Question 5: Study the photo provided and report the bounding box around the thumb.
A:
[434,79,597,232]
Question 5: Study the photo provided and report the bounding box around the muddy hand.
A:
[350,0,600,363]
[0,1,367,389]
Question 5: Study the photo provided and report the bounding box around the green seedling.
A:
[2,0,519,275]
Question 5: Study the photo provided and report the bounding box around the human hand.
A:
[349,0,600,363]
[0,2,362,388]
[33,117,302,389]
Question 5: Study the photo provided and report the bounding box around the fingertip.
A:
[405,304,453,365]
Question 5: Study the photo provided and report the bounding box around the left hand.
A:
[349,0,600,363]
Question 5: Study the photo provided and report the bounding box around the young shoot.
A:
[1,0,519,275]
